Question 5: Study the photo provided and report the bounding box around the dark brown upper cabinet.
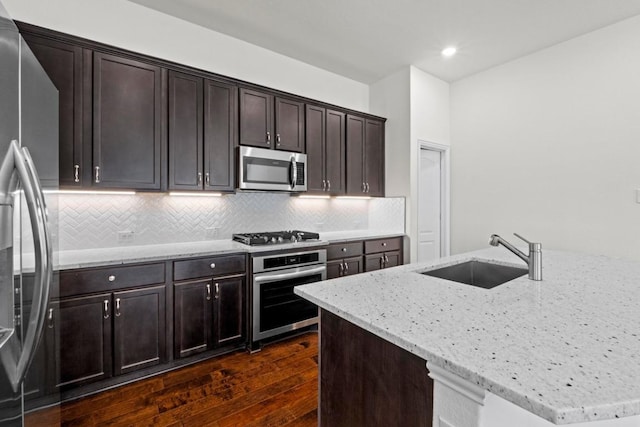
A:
[346,114,385,197]
[239,88,304,152]
[168,71,203,191]
[305,105,345,194]
[21,34,87,188]
[93,53,165,190]
[168,72,236,192]
[274,97,304,152]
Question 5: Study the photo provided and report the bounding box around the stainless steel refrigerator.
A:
[0,1,59,425]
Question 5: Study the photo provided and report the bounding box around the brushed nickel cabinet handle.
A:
[47,308,54,329]
[115,298,121,317]
[344,262,349,274]
[205,172,210,185]
[322,180,326,191]
[214,283,220,299]
[206,283,211,301]
[74,165,80,183]
[103,300,110,319]
[362,182,366,193]
[266,131,271,144]
[198,172,203,184]
[338,263,343,276]
[95,166,100,183]
[327,180,331,191]
[276,134,281,146]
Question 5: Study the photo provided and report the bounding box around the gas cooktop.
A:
[232,230,320,246]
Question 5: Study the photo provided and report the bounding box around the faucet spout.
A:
[489,233,542,281]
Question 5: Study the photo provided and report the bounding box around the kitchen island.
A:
[295,248,640,427]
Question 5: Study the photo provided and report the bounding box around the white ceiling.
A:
[129,0,640,83]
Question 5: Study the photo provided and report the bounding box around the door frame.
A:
[417,140,450,258]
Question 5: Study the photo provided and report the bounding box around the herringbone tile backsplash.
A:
[52,192,405,250]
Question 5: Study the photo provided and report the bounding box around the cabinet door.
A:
[305,105,326,193]
[93,53,163,189]
[274,97,304,152]
[113,286,166,375]
[364,254,386,272]
[365,118,384,197]
[239,88,273,149]
[325,109,346,195]
[22,34,85,188]
[384,251,401,269]
[168,71,203,190]
[50,294,112,390]
[174,280,212,358]
[213,276,245,347]
[346,114,365,195]
[326,260,343,280]
[204,79,237,191]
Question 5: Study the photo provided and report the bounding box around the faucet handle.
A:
[514,233,541,251]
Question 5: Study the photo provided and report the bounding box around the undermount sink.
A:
[421,260,528,289]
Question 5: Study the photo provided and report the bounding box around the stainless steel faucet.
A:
[489,233,542,281]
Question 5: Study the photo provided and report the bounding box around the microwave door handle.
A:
[1,142,53,392]
[290,157,297,190]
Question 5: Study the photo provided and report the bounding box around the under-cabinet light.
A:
[45,190,136,195]
[334,196,372,200]
[169,192,222,197]
[297,195,331,199]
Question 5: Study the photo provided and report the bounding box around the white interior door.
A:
[418,148,442,262]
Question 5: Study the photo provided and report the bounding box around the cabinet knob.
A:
[382,242,387,247]
[210,263,216,269]
[341,247,347,252]
[108,275,116,282]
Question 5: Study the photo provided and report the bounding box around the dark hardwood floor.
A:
[26,333,318,426]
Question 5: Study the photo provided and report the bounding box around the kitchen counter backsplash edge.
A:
[33,230,405,271]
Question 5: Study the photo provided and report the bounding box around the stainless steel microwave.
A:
[238,146,307,192]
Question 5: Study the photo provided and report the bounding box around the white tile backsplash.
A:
[54,192,405,250]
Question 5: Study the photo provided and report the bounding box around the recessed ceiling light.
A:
[441,46,457,57]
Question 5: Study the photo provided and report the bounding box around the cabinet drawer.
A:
[364,237,402,254]
[174,254,246,281]
[59,263,165,297]
[327,241,363,260]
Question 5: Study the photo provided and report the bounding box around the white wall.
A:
[450,15,640,261]
[3,0,369,111]
[370,66,450,262]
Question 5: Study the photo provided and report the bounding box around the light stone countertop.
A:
[16,230,404,271]
[295,247,640,425]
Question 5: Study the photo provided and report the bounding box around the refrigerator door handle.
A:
[0,140,53,392]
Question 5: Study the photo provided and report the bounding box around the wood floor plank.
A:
[26,333,318,426]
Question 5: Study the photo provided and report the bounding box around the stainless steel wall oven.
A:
[251,249,326,343]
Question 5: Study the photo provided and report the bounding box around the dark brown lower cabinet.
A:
[320,309,433,427]
[174,275,245,358]
[113,286,166,375]
[364,251,401,272]
[47,285,166,391]
[49,294,112,391]
[327,257,363,280]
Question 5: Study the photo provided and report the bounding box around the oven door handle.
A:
[254,265,326,283]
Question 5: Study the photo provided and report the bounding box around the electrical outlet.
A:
[117,230,135,243]
[206,227,220,239]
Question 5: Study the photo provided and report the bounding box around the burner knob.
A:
[278,236,284,243]
[271,237,277,244]
[263,236,269,242]
[290,236,297,242]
